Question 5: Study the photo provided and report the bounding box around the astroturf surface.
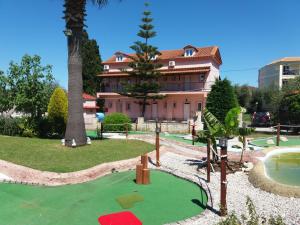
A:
[250,136,300,147]
[0,170,208,225]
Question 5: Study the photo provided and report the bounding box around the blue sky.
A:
[0,0,299,88]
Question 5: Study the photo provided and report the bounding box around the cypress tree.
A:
[206,78,239,123]
[119,3,163,117]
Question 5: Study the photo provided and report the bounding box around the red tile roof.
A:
[103,46,222,65]
[82,93,96,100]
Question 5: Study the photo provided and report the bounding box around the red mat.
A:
[98,211,142,225]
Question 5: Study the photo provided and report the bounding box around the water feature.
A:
[264,148,300,186]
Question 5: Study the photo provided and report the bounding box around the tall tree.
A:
[0,70,12,114]
[63,0,118,146]
[206,78,239,123]
[119,3,163,117]
[82,30,103,95]
[5,55,55,127]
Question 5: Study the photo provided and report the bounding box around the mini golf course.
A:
[250,136,300,147]
[0,170,208,225]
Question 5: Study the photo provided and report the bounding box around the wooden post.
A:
[142,169,150,184]
[155,121,161,167]
[220,139,228,217]
[207,138,211,183]
[188,120,191,133]
[276,123,280,146]
[100,123,104,139]
[192,124,196,145]
[125,123,128,140]
[135,122,138,131]
[141,154,148,169]
[136,164,143,184]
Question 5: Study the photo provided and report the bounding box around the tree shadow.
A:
[185,159,207,171]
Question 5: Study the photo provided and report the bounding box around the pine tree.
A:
[206,78,239,123]
[82,30,103,95]
[119,3,163,117]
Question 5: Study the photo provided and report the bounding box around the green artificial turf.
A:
[160,133,206,147]
[250,136,300,147]
[0,170,208,225]
[0,135,153,172]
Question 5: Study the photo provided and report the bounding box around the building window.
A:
[126,103,131,111]
[185,49,194,57]
[283,65,290,75]
[173,102,177,108]
[116,55,123,62]
[164,102,167,109]
[163,76,168,81]
[172,76,176,81]
[197,103,202,111]
[282,79,289,86]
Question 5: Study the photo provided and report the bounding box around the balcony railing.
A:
[100,81,213,93]
[283,69,300,76]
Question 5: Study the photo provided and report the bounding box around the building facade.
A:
[83,93,98,130]
[259,57,300,89]
[97,45,222,122]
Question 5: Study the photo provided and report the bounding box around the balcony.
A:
[100,81,213,93]
[283,69,300,76]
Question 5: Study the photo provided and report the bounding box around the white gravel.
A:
[150,151,300,225]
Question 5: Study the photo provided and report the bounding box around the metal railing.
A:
[100,81,212,92]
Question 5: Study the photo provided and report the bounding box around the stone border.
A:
[249,146,300,198]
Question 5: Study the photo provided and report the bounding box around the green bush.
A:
[0,116,23,136]
[103,113,131,132]
[206,79,239,123]
[47,87,68,137]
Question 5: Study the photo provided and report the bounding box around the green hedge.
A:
[0,116,23,136]
[103,113,131,132]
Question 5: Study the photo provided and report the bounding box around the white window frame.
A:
[184,48,194,57]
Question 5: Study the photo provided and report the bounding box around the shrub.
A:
[0,116,23,136]
[103,113,131,132]
[206,79,239,123]
[37,117,52,138]
[47,87,68,137]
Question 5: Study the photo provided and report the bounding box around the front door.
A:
[152,103,158,120]
[183,103,190,121]
[116,101,122,113]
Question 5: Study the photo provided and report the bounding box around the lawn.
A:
[0,135,154,172]
[0,170,207,225]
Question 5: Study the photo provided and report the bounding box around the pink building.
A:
[98,45,222,122]
[83,93,98,129]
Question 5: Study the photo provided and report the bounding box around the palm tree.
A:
[63,0,111,147]
[199,107,253,163]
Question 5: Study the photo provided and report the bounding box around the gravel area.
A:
[149,151,300,225]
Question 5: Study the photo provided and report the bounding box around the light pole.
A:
[219,137,228,216]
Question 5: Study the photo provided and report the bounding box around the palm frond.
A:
[203,109,225,136]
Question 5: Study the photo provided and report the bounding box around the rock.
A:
[267,139,275,145]
[280,136,288,142]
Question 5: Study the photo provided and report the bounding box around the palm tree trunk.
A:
[64,0,87,147]
[65,29,87,146]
